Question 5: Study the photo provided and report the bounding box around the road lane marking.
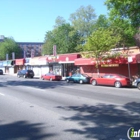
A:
[0,93,5,96]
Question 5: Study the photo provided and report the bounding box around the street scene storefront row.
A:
[0,46,140,79]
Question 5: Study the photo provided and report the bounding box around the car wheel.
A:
[137,83,140,90]
[41,77,44,80]
[114,81,121,88]
[66,79,69,83]
[31,76,33,78]
[17,75,20,78]
[50,77,52,81]
[79,80,83,84]
[91,80,97,86]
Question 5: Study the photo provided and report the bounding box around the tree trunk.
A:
[97,67,100,77]
[96,59,100,77]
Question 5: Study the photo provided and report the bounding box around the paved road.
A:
[0,75,140,140]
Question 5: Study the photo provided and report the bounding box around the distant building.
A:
[16,42,44,58]
[0,35,5,42]
[0,35,44,58]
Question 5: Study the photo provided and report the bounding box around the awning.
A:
[15,59,25,65]
[75,53,140,66]
[59,53,81,64]
[29,56,49,65]
[29,57,40,65]
[38,56,48,65]
[75,58,96,65]
[133,53,140,63]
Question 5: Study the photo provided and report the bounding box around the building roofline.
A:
[16,42,44,44]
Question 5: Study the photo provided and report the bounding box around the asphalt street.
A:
[0,74,140,140]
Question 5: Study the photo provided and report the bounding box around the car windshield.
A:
[115,74,127,78]
[28,70,33,72]
[81,74,89,77]
[46,73,55,75]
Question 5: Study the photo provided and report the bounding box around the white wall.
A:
[9,67,14,74]
[32,66,49,77]
[41,66,49,75]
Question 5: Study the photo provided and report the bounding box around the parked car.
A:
[66,73,91,84]
[132,78,140,90]
[90,74,131,88]
[0,69,3,75]
[41,73,62,81]
[17,69,34,78]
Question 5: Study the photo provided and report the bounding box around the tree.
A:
[0,38,22,60]
[105,0,140,28]
[54,16,66,28]
[69,5,96,38]
[92,15,111,31]
[83,27,121,75]
[91,14,136,48]
[42,31,55,55]
[42,23,81,55]
[53,23,81,53]
[110,19,136,47]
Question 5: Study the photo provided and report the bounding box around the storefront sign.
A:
[101,64,119,67]
[128,57,133,62]
[15,59,25,65]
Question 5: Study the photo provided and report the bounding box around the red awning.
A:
[75,58,95,65]
[75,53,140,66]
[58,53,81,63]
[131,53,140,63]
[15,59,25,65]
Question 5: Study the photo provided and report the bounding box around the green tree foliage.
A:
[69,5,96,37]
[83,28,121,74]
[92,14,136,48]
[92,15,111,31]
[42,31,55,55]
[0,38,22,60]
[54,16,66,28]
[105,0,140,28]
[42,23,81,55]
[110,19,136,47]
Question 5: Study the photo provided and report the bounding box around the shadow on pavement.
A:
[57,102,140,140]
[0,75,137,90]
[0,77,83,89]
[0,120,56,140]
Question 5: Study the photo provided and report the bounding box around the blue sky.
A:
[0,0,108,42]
